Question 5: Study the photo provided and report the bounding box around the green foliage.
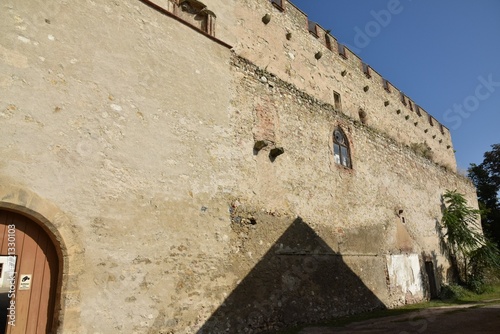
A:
[468,241,500,293]
[439,284,469,301]
[441,190,500,290]
[442,190,482,255]
[468,143,500,247]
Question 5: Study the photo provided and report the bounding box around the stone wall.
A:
[0,0,478,333]
[224,0,456,170]
[1,0,235,332]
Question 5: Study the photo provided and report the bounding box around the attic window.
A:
[440,124,445,134]
[383,79,391,92]
[333,128,351,168]
[429,115,434,126]
[338,43,347,59]
[362,63,371,78]
[270,0,284,11]
[308,20,319,37]
[408,100,413,111]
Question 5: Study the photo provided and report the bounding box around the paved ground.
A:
[300,303,500,333]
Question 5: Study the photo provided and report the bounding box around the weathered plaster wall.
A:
[0,0,479,333]
[138,0,456,173]
[230,55,477,279]
[1,0,237,332]
[387,254,424,304]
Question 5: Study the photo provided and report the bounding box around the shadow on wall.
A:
[198,217,385,333]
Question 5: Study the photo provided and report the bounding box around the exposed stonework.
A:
[226,0,456,170]
[0,0,478,333]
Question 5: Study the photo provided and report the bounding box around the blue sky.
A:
[290,0,500,171]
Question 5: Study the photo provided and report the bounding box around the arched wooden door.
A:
[0,210,59,334]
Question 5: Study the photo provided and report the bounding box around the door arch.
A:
[0,210,59,333]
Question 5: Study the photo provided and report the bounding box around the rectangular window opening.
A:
[408,100,413,111]
[415,106,422,117]
[440,124,445,134]
[383,79,391,92]
[338,43,347,59]
[400,92,407,106]
[270,0,284,11]
[308,20,319,37]
[325,34,332,51]
[362,63,371,78]
[429,115,434,126]
[333,91,341,111]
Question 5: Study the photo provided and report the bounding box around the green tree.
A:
[441,190,499,291]
[468,144,500,247]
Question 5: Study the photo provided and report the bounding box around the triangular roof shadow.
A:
[198,217,384,333]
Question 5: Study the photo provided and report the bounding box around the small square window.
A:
[400,92,407,106]
[338,43,347,59]
[325,34,332,51]
[362,63,371,78]
[383,79,391,92]
[415,105,422,116]
[270,0,284,11]
[333,91,341,111]
[308,20,318,37]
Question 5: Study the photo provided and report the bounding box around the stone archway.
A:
[0,185,84,333]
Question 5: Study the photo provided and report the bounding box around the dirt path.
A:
[300,303,500,333]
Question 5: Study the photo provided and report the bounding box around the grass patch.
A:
[440,283,500,303]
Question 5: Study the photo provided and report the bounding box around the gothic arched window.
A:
[333,128,351,168]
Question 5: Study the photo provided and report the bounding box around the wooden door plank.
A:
[4,211,28,334]
[45,242,58,333]
[26,231,49,334]
[5,212,28,334]
[0,216,7,252]
[35,255,51,333]
[26,231,50,333]
[11,217,40,334]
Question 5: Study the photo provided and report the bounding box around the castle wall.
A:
[1,0,236,332]
[0,0,478,333]
[224,0,456,170]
